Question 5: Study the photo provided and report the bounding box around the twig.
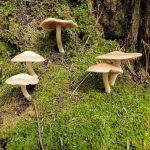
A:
[80,7,104,52]
[141,39,150,76]
[70,73,91,98]
[126,139,130,150]
[126,60,137,76]
[135,83,138,99]
[87,7,104,42]
[32,98,45,150]
[60,138,64,149]
[95,7,104,27]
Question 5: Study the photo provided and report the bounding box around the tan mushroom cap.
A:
[96,51,142,60]
[87,63,123,73]
[41,18,78,29]
[11,51,45,62]
[6,73,39,85]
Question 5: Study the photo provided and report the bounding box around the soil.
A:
[0,98,31,128]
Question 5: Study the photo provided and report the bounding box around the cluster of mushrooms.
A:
[87,51,142,93]
[5,18,143,101]
[6,51,45,101]
[6,18,78,101]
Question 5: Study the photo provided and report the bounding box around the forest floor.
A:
[0,39,150,150]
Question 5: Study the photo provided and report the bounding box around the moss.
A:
[0,0,17,25]
[0,0,58,51]
[1,0,17,15]
[73,4,93,39]
[0,0,99,58]
[1,36,150,149]
[0,1,150,150]
[0,119,38,150]
[0,42,17,62]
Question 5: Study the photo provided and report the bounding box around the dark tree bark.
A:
[137,0,150,70]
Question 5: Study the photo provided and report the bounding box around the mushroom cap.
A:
[11,51,45,62]
[6,73,39,85]
[41,18,78,29]
[87,63,123,73]
[96,51,142,60]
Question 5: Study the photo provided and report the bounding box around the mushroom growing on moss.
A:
[11,51,45,78]
[87,63,123,93]
[96,51,142,86]
[41,18,78,54]
[6,73,39,101]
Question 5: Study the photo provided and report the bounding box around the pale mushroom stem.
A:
[102,73,111,93]
[26,62,38,78]
[56,25,65,54]
[109,60,121,86]
[21,85,32,101]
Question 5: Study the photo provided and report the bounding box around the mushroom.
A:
[41,18,78,54]
[87,63,123,93]
[6,73,39,101]
[11,51,45,78]
[96,51,142,86]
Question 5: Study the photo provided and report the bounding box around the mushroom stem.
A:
[56,25,65,54]
[26,62,38,78]
[109,60,121,86]
[102,73,111,93]
[21,85,32,101]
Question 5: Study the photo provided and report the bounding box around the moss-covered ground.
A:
[0,0,150,149]
[1,38,150,149]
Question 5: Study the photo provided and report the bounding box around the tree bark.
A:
[138,0,150,70]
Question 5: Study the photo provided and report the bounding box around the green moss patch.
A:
[0,1,150,149]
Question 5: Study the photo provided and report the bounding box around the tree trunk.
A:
[138,0,150,72]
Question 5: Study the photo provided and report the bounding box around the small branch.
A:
[141,39,150,76]
[135,83,138,99]
[95,7,104,27]
[70,73,91,98]
[32,98,45,150]
[126,60,137,76]
[80,7,104,52]
[126,139,130,150]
